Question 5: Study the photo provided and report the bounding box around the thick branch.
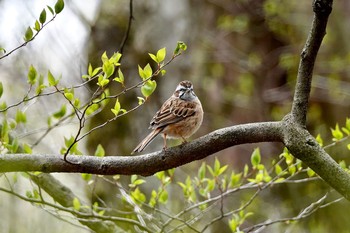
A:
[282,115,350,200]
[290,0,333,126]
[0,122,282,176]
[30,174,122,233]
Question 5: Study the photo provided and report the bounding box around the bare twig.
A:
[119,0,134,55]
[244,193,329,232]
[290,0,333,126]
[0,15,57,60]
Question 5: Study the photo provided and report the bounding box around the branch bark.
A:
[30,174,122,233]
[291,0,333,125]
[0,122,282,175]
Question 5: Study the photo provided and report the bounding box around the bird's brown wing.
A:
[149,98,197,129]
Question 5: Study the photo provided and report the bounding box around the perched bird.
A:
[132,80,203,153]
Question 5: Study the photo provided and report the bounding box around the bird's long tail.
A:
[132,128,163,153]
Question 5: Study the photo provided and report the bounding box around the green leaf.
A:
[155,171,165,180]
[288,164,296,175]
[92,67,102,77]
[86,103,99,116]
[174,41,187,55]
[72,197,81,211]
[143,64,153,78]
[15,110,27,124]
[39,9,47,24]
[251,148,261,167]
[214,157,221,173]
[27,65,37,85]
[218,165,228,176]
[0,82,3,98]
[26,191,33,198]
[97,75,110,87]
[101,51,108,63]
[10,138,19,153]
[53,105,66,119]
[23,143,32,154]
[87,63,102,78]
[167,168,175,177]
[315,134,323,147]
[102,60,115,78]
[342,118,350,135]
[131,187,146,203]
[149,53,158,63]
[38,74,44,85]
[94,144,105,157]
[138,65,144,79]
[342,127,350,136]
[275,163,283,175]
[141,80,157,98]
[131,174,137,183]
[198,162,206,180]
[35,83,45,95]
[62,136,82,155]
[81,173,92,181]
[229,172,242,188]
[138,64,153,80]
[212,157,227,176]
[131,178,146,187]
[113,68,124,84]
[137,97,145,105]
[64,91,74,102]
[48,70,58,86]
[111,98,121,116]
[73,98,80,108]
[54,0,65,14]
[331,124,343,141]
[306,167,315,177]
[117,68,124,83]
[88,63,93,76]
[149,190,157,207]
[24,27,33,41]
[205,179,215,193]
[109,52,122,65]
[159,190,168,204]
[47,5,54,15]
[156,47,166,63]
[207,165,215,177]
[243,164,249,177]
[346,118,350,132]
[339,160,347,169]
[228,217,239,232]
[281,148,294,165]
[34,20,41,31]
[1,119,9,144]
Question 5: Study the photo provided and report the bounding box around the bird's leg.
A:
[181,136,188,144]
[162,133,168,150]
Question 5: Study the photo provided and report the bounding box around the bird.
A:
[132,80,203,153]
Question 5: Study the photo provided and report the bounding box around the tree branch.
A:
[282,116,350,200]
[0,122,282,175]
[285,0,350,201]
[29,174,122,233]
[290,0,333,126]
[119,0,133,55]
